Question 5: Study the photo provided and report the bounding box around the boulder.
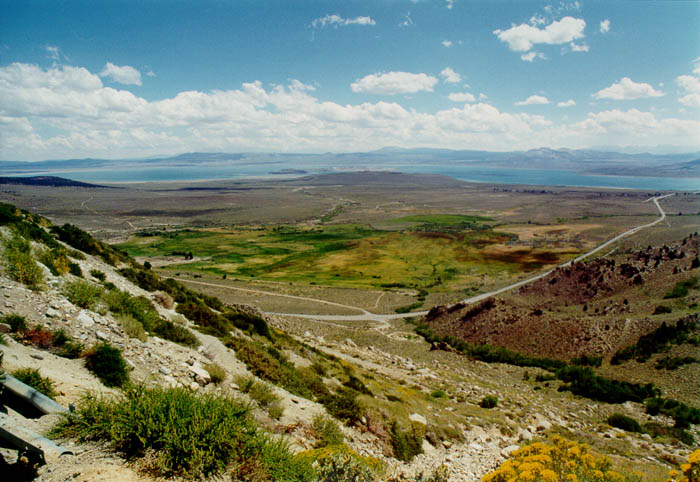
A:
[409,413,427,426]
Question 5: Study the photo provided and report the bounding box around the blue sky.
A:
[1,0,699,161]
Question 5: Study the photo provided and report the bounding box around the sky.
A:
[1,0,699,161]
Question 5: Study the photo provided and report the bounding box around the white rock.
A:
[77,311,94,328]
[501,445,520,457]
[95,331,109,341]
[409,413,427,426]
[189,381,200,391]
[45,307,58,318]
[159,366,172,376]
[421,439,436,454]
[518,428,533,442]
[189,362,211,385]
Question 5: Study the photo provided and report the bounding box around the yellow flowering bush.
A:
[666,449,700,482]
[482,436,641,482]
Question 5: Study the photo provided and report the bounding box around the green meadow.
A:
[117,216,579,292]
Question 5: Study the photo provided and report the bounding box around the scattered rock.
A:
[409,413,427,426]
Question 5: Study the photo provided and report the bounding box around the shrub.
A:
[312,413,345,448]
[11,367,57,399]
[51,223,128,266]
[20,326,55,349]
[319,389,363,425]
[268,402,284,420]
[2,234,44,289]
[38,248,70,276]
[556,365,658,404]
[297,446,379,482]
[653,305,672,315]
[482,435,633,482]
[89,269,106,281]
[607,413,642,433]
[611,318,698,365]
[52,385,315,480]
[667,448,700,482]
[643,422,695,446]
[344,374,371,396]
[390,420,423,462]
[571,354,603,367]
[646,397,700,429]
[1,313,27,332]
[665,277,698,299]
[655,356,699,370]
[63,280,104,309]
[204,363,226,385]
[480,395,498,409]
[68,262,83,277]
[116,313,147,342]
[84,342,130,388]
[235,375,279,408]
[430,389,447,399]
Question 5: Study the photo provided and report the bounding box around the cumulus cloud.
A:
[600,19,610,33]
[311,14,375,28]
[350,71,438,95]
[446,0,456,10]
[441,40,452,47]
[45,45,60,60]
[521,51,546,62]
[570,42,589,52]
[2,62,699,160]
[494,16,585,53]
[440,67,461,84]
[99,62,142,86]
[593,77,665,100]
[515,95,550,106]
[557,99,576,107]
[677,74,700,107]
[448,92,476,102]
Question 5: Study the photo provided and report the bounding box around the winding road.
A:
[175,193,675,324]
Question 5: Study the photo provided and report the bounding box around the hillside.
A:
[421,235,700,360]
[0,176,117,189]
[0,201,699,481]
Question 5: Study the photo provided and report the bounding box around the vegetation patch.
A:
[664,276,698,299]
[311,413,345,448]
[479,395,498,409]
[2,234,44,289]
[607,413,642,433]
[389,420,423,463]
[84,342,130,388]
[611,317,699,365]
[11,367,57,399]
[52,386,314,480]
[556,365,658,404]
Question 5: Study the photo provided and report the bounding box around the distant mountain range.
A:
[0,176,117,188]
[1,148,699,178]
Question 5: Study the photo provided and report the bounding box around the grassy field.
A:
[117,216,582,293]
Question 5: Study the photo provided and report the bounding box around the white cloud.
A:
[593,77,665,100]
[494,16,586,52]
[446,0,456,10]
[599,19,610,33]
[312,14,375,28]
[441,40,452,47]
[440,67,461,84]
[479,93,488,101]
[99,62,142,86]
[677,74,700,107]
[2,62,699,161]
[570,42,589,52]
[515,95,550,106]
[350,71,438,95]
[557,99,576,107]
[677,75,700,94]
[399,12,414,27]
[520,51,546,62]
[146,70,156,77]
[45,45,60,60]
[448,92,476,102]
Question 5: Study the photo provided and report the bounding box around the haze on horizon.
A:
[1,0,699,162]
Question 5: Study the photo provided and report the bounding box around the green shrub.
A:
[116,313,147,342]
[235,375,280,407]
[430,389,447,399]
[643,422,695,446]
[344,374,371,396]
[297,446,379,482]
[646,397,700,429]
[652,305,672,315]
[268,401,284,420]
[227,338,310,398]
[607,413,642,433]
[312,413,345,448]
[570,355,603,367]
[2,234,44,289]
[1,313,27,332]
[395,301,423,314]
[51,223,128,266]
[52,386,315,480]
[319,389,363,425]
[556,365,658,404]
[611,319,698,365]
[63,280,104,309]
[204,363,226,385]
[479,395,498,409]
[390,420,423,462]
[54,339,84,359]
[89,269,106,281]
[68,262,83,277]
[84,342,130,388]
[39,248,70,276]
[655,356,699,370]
[11,367,57,399]
[664,277,698,299]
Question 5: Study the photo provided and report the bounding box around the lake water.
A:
[9,161,700,191]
